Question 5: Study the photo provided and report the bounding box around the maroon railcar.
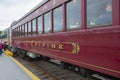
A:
[11,0,120,78]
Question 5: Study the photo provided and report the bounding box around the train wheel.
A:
[45,57,51,61]
[13,52,19,57]
[60,61,68,69]
[19,51,26,59]
[70,65,76,70]
[26,56,35,61]
[78,67,88,77]
[43,56,51,61]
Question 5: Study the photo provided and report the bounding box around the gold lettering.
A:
[38,41,42,47]
[26,41,29,47]
[42,43,46,47]
[58,44,64,50]
[31,41,34,47]
[51,43,56,49]
[47,43,50,48]
[24,42,26,46]
[72,42,80,54]
[34,42,38,47]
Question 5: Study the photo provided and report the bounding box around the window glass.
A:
[20,26,22,37]
[14,29,16,37]
[12,30,14,38]
[32,19,36,35]
[17,27,19,37]
[16,28,18,37]
[14,29,15,37]
[22,25,24,36]
[15,28,17,37]
[87,0,112,27]
[19,26,21,37]
[25,23,27,36]
[38,16,42,34]
[28,21,31,36]
[18,27,20,37]
[44,12,51,33]
[66,0,81,30]
[53,6,63,32]
[17,28,19,37]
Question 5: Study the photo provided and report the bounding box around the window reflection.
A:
[38,16,42,34]
[20,26,22,37]
[28,21,31,36]
[44,12,51,33]
[53,6,63,32]
[13,30,14,37]
[17,28,19,37]
[14,29,16,37]
[18,26,20,37]
[32,19,36,35]
[25,23,27,36]
[22,25,24,36]
[87,0,112,27]
[66,0,81,30]
[15,28,18,37]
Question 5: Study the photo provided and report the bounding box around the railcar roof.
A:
[11,0,49,27]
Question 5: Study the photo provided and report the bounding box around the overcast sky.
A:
[0,0,43,31]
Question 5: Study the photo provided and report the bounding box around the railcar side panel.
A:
[12,26,120,78]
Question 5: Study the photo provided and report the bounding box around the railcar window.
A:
[66,0,81,30]
[19,26,21,37]
[14,29,16,37]
[17,27,19,37]
[25,23,27,36]
[18,27,20,37]
[32,19,36,35]
[18,26,20,37]
[22,25,24,36]
[28,21,31,36]
[20,26,22,37]
[87,0,112,27]
[12,30,13,38]
[15,28,17,37]
[37,16,42,34]
[17,28,19,37]
[53,6,63,32]
[16,28,18,37]
[13,29,15,37]
[44,12,51,33]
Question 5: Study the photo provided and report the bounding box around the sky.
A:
[0,0,43,31]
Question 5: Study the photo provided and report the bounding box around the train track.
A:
[15,57,93,80]
[14,56,119,80]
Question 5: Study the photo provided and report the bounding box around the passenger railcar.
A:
[11,0,120,78]
[0,28,10,48]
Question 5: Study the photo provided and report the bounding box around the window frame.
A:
[53,5,63,32]
[86,0,113,28]
[66,0,82,31]
[44,12,51,34]
[24,23,28,36]
[37,16,43,34]
[32,18,37,35]
[28,21,32,36]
